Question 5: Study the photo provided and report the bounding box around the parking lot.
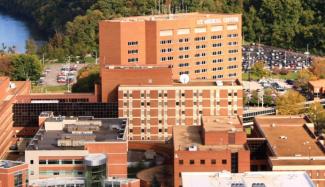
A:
[243,44,313,72]
[39,63,86,86]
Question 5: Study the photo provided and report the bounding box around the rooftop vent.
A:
[188,144,197,151]
[279,136,288,140]
[271,123,276,127]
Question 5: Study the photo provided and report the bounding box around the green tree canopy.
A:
[10,54,43,81]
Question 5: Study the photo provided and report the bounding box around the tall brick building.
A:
[99,13,242,80]
[0,77,30,158]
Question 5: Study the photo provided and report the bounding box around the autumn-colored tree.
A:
[0,55,13,76]
[250,61,270,80]
[307,102,325,134]
[25,38,37,54]
[72,64,99,93]
[276,89,306,115]
[294,69,317,91]
[311,58,325,79]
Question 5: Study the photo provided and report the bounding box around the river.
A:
[0,12,45,53]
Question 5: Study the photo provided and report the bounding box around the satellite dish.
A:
[179,74,190,84]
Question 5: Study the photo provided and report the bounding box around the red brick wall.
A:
[101,67,172,102]
[85,142,128,178]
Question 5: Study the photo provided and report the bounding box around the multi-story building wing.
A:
[0,77,30,158]
[118,78,243,141]
[99,13,242,80]
[173,116,250,187]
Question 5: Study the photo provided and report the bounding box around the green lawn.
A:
[84,56,97,64]
[32,85,69,93]
[243,71,299,81]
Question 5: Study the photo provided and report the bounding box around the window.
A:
[228,65,238,69]
[39,160,46,164]
[74,160,83,164]
[228,41,238,46]
[212,59,223,63]
[189,160,195,165]
[229,49,238,54]
[194,36,206,41]
[222,159,227,164]
[228,57,237,62]
[212,43,222,48]
[14,171,23,187]
[212,75,223,79]
[128,58,138,63]
[141,129,145,133]
[200,160,205,164]
[212,51,222,56]
[227,33,238,38]
[62,160,73,164]
[30,160,34,164]
[179,160,184,165]
[211,35,222,40]
[128,41,138,46]
[128,49,138,54]
[160,40,172,44]
[48,160,59,164]
[211,159,216,164]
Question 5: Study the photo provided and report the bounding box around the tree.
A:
[0,55,13,76]
[25,38,37,54]
[72,64,99,93]
[294,69,317,91]
[307,102,325,134]
[310,58,325,79]
[10,54,43,81]
[250,61,270,80]
[276,89,306,115]
[263,88,275,106]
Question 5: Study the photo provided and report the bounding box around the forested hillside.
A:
[0,0,324,58]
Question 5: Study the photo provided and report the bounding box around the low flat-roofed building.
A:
[173,115,250,187]
[309,79,325,99]
[254,115,325,187]
[181,171,315,187]
[119,78,243,141]
[0,160,28,187]
[29,177,140,187]
[25,114,129,181]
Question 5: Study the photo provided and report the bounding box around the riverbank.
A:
[0,10,46,53]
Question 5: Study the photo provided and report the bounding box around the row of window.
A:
[179,159,227,165]
[160,56,174,61]
[161,48,173,53]
[36,160,83,165]
[123,91,238,98]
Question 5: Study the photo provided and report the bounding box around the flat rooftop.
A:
[27,117,127,151]
[202,115,243,132]
[0,160,25,169]
[182,171,315,187]
[106,12,240,22]
[173,126,245,151]
[309,79,325,88]
[255,116,324,157]
[119,79,241,88]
